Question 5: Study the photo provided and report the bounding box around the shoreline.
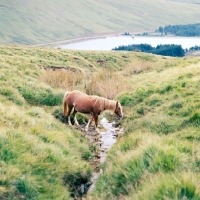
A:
[31,32,124,47]
[31,31,151,48]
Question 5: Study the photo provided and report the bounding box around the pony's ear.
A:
[116,101,119,107]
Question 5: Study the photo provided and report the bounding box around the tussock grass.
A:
[90,134,191,199]
[128,172,200,200]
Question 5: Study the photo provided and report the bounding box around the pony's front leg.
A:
[74,115,79,126]
[94,115,100,134]
[85,115,93,132]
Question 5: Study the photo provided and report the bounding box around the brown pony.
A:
[63,90,123,133]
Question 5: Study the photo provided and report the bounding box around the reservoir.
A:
[60,36,200,51]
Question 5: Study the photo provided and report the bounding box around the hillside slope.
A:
[0,45,200,199]
[0,45,163,199]
[1,0,200,44]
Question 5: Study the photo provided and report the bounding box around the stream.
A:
[86,117,124,193]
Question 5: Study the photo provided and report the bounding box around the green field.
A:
[0,45,200,199]
[1,0,200,45]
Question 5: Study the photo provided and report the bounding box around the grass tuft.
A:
[17,85,63,106]
[14,176,39,200]
[0,86,25,106]
[188,111,200,127]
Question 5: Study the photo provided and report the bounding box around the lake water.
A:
[60,36,200,51]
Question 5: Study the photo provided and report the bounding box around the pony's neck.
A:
[92,96,116,112]
[104,99,116,111]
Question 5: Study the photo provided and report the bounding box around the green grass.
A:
[1,1,200,44]
[0,45,99,199]
[0,45,200,199]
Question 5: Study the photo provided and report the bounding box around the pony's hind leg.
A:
[66,106,73,126]
[85,114,93,132]
[72,110,79,126]
[63,100,73,126]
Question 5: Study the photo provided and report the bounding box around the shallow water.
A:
[87,117,123,193]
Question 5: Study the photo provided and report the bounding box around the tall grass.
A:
[40,68,131,100]
[123,60,155,75]
[40,70,83,90]
[85,69,130,99]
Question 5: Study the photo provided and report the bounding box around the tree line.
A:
[157,23,200,37]
[113,44,185,57]
[186,45,200,52]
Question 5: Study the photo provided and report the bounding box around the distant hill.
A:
[167,0,200,3]
[1,0,200,45]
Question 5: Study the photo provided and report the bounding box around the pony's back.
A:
[63,91,71,101]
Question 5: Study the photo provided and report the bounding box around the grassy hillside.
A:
[0,45,160,199]
[0,45,200,199]
[88,54,200,199]
[1,0,200,45]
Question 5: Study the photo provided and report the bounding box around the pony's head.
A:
[114,101,123,118]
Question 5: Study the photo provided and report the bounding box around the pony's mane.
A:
[91,95,117,111]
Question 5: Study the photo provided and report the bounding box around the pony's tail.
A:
[63,91,71,116]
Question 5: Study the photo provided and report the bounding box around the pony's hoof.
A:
[95,128,100,134]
